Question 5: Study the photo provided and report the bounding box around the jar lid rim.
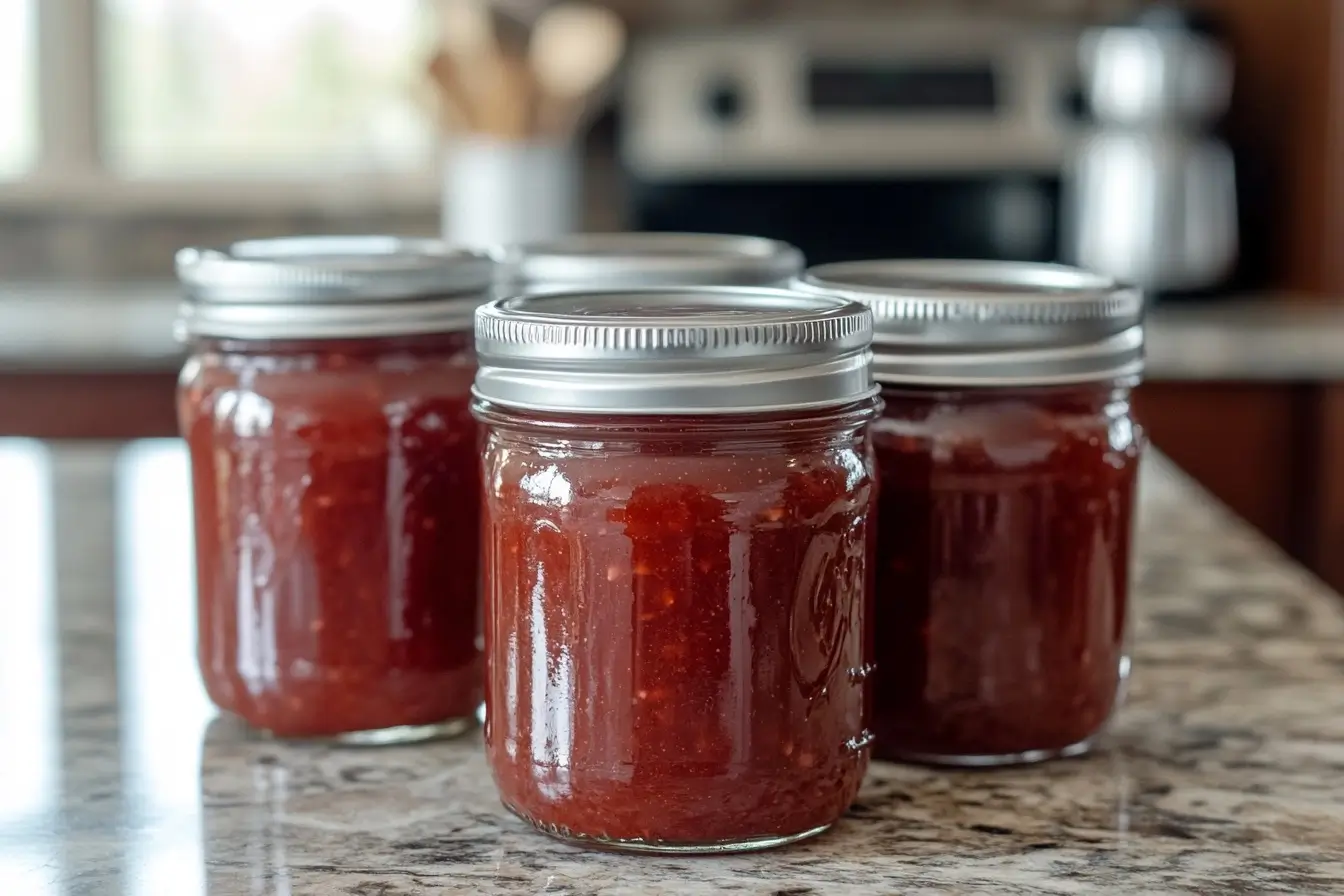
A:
[473,286,876,413]
[797,260,1142,326]
[174,235,495,340]
[176,235,495,303]
[795,260,1146,385]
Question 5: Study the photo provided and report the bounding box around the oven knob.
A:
[703,78,746,124]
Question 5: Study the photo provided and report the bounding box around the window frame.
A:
[5,0,440,215]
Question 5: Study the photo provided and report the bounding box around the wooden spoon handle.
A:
[428,50,479,131]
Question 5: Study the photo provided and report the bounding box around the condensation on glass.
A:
[175,236,494,744]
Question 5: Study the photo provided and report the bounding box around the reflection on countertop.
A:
[4,284,1344,381]
[1,440,1343,894]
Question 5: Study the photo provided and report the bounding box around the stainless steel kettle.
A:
[1065,13,1238,294]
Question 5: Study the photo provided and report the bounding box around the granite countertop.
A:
[0,282,183,372]
[3,441,1340,894]
[4,282,1344,382]
[1144,299,1344,381]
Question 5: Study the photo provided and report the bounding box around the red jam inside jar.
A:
[794,258,1147,767]
[479,407,878,849]
[871,382,1144,764]
[175,237,493,743]
[178,332,482,740]
[472,287,879,852]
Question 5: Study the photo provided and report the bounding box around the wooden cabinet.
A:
[0,372,177,440]
[1134,384,1311,553]
[1137,381,1344,596]
[1305,386,1344,591]
[1194,0,1344,294]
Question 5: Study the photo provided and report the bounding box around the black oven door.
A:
[627,175,1062,266]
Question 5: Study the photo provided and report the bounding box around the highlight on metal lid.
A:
[794,259,1146,387]
[472,286,877,414]
[498,232,804,288]
[174,235,496,341]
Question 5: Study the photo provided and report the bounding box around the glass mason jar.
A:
[175,236,495,744]
[495,232,803,294]
[472,288,880,853]
[796,260,1147,767]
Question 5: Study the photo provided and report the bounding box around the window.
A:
[3,0,439,210]
[0,0,37,179]
[101,0,435,178]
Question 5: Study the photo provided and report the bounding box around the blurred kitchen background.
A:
[1,0,1343,590]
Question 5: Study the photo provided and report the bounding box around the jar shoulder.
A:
[872,388,1143,471]
[178,347,478,443]
[180,343,476,390]
[482,434,875,522]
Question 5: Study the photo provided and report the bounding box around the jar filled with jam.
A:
[473,287,880,853]
[796,260,1146,767]
[497,232,803,293]
[175,236,494,744]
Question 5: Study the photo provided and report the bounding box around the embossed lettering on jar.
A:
[472,287,880,853]
[175,236,494,744]
[796,260,1147,767]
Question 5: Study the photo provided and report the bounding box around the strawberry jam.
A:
[871,383,1143,763]
[471,286,879,852]
[179,333,482,740]
[175,236,494,743]
[477,407,878,849]
[795,258,1147,767]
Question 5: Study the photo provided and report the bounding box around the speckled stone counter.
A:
[10,441,1344,895]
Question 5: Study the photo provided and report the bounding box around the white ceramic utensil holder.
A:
[442,137,580,250]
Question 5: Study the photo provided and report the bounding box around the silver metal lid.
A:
[499,233,804,289]
[795,260,1145,386]
[473,287,876,414]
[175,235,495,340]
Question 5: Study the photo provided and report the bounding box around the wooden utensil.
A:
[433,0,538,139]
[529,2,627,137]
[492,0,548,28]
[477,49,539,140]
[436,0,499,134]
[437,0,495,58]
[427,49,478,130]
[489,3,532,59]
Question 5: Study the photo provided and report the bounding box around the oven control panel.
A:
[623,15,1084,178]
